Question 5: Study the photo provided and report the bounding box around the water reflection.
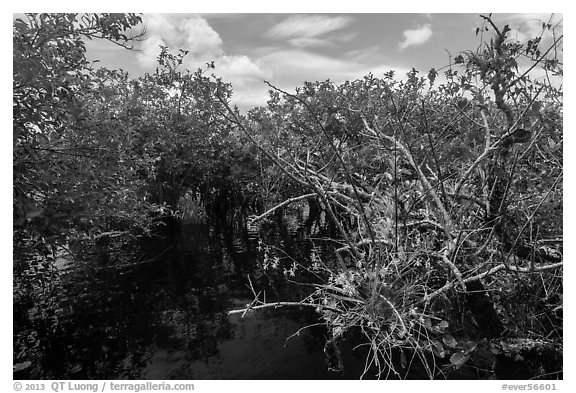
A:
[145,308,334,379]
[16,205,369,379]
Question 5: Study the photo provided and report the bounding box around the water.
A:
[15,207,370,379]
[144,307,347,379]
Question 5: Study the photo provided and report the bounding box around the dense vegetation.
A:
[13,13,563,379]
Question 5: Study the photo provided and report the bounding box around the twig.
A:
[506,34,564,90]
[214,88,311,189]
[422,260,563,304]
[403,219,446,232]
[249,192,325,223]
[378,294,408,337]
[504,173,562,265]
[439,252,466,292]
[421,100,448,204]
[480,109,492,151]
[361,117,454,235]
[93,230,132,239]
[264,81,378,249]
[228,301,340,316]
[284,323,326,348]
[335,238,393,254]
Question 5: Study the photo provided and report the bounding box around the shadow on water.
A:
[15,203,374,379]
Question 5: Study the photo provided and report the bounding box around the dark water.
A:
[15,206,373,380]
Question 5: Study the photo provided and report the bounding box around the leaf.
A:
[427,68,438,85]
[548,137,557,150]
[25,207,45,219]
[423,317,432,328]
[13,361,32,372]
[431,340,446,358]
[457,98,469,110]
[442,334,458,348]
[437,320,449,330]
[510,128,531,143]
[449,352,470,368]
[462,341,478,355]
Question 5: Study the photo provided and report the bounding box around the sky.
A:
[84,13,563,112]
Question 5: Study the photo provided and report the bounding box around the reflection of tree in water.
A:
[17,263,157,379]
[15,207,350,379]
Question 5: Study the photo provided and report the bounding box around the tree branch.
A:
[249,192,327,223]
[422,260,563,304]
[361,116,454,235]
[228,301,339,316]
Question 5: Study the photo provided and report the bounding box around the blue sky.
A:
[84,12,562,111]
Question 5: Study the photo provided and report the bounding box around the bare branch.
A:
[264,81,378,248]
[361,116,454,235]
[249,192,322,223]
[214,86,310,189]
[228,301,339,316]
[422,261,563,304]
[507,34,564,90]
[505,172,562,265]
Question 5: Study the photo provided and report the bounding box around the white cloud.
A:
[216,55,269,85]
[266,15,353,47]
[259,50,357,81]
[258,49,410,86]
[230,50,349,110]
[231,87,271,109]
[135,14,269,111]
[288,37,332,48]
[334,32,357,43]
[284,32,356,48]
[197,53,269,111]
[132,14,422,112]
[503,13,562,24]
[137,14,223,68]
[398,24,433,50]
[180,17,223,59]
[137,35,167,68]
[143,14,179,44]
[218,50,356,110]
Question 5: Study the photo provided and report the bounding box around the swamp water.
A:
[15,207,375,379]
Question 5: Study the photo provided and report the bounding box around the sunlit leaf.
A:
[462,341,477,355]
[449,352,470,368]
[400,351,407,369]
[442,334,458,348]
[431,340,446,358]
[13,361,32,372]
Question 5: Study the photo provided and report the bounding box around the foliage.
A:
[13,14,150,254]
[13,14,272,374]
[13,13,260,262]
[222,15,563,379]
